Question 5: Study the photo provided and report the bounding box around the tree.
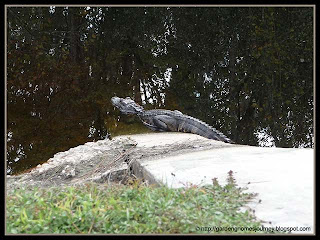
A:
[6,6,313,174]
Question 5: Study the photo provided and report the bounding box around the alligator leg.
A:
[140,115,178,132]
[153,115,178,132]
[140,119,165,131]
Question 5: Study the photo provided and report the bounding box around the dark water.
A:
[6,7,313,174]
[7,113,152,175]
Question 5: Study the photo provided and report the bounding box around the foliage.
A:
[6,6,314,174]
[6,175,272,234]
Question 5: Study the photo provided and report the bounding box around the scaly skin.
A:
[111,96,233,143]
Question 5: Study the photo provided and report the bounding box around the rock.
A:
[61,165,76,179]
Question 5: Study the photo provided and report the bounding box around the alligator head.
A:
[111,96,144,115]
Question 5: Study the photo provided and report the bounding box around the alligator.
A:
[111,96,234,143]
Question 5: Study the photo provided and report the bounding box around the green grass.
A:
[6,173,272,234]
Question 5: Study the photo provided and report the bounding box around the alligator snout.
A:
[111,97,120,106]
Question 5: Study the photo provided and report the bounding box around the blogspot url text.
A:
[195,225,312,233]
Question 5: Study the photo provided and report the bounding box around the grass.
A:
[6,172,273,234]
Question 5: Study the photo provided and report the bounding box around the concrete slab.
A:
[114,132,230,148]
[8,132,314,234]
[127,133,314,234]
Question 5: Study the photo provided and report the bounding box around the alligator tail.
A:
[178,116,234,143]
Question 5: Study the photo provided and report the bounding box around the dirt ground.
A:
[6,134,231,192]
